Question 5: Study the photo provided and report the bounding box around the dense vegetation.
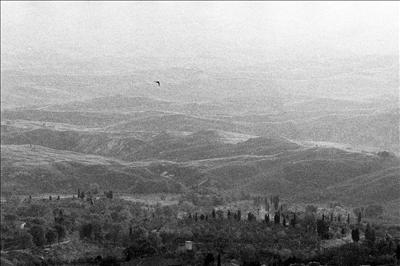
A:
[1,190,399,265]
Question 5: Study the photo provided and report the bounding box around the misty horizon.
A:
[2,1,399,61]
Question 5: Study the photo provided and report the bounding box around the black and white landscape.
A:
[1,2,399,266]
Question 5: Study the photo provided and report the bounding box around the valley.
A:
[1,44,399,266]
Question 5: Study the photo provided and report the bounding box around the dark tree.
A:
[264,214,270,224]
[124,238,157,260]
[227,210,231,219]
[317,219,329,239]
[291,213,296,227]
[396,243,400,260]
[330,213,333,222]
[237,210,241,221]
[274,212,280,225]
[347,213,350,224]
[18,232,34,249]
[29,225,46,247]
[365,224,376,243]
[351,228,360,243]
[80,223,93,240]
[57,195,60,200]
[357,212,362,224]
[54,224,66,241]
[200,214,205,221]
[49,195,52,201]
[338,214,341,222]
[54,214,65,224]
[45,230,58,244]
[204,253,215,266]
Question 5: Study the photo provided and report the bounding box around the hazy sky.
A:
[1,1,399,61]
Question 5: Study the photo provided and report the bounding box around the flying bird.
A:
[154,81,161,86]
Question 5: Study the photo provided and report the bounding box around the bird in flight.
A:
[154,81,161,86]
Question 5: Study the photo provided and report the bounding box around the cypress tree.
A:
[265,214,270,224]
[365,223,376,243]
[274,212,280,224]
[291,213,296,227]
[351,228,360,243]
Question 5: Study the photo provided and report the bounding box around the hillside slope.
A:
[0,145,203,194]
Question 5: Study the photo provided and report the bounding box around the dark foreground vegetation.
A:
[1,190,400,266]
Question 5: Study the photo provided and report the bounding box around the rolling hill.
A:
[1,132,398,207]
[0,145,198,194]
[3,95,398,153]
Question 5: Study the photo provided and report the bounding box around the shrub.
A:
[29,225,46,247]
[123,238,157,260]
[80,223,93,240]
[365,205,384,218]
[45,230,58,244]
[54,224,66,241]
[18,232,34,249]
